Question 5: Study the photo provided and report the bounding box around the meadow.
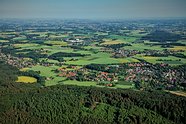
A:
[29,65,64,86]
[45,41,68,46]
[0,40,9,42]
[63,80,97,86]
[135,55,186,65]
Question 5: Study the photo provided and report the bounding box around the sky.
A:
[0,0,186,19]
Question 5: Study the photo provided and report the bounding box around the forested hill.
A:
[0,62,186,124]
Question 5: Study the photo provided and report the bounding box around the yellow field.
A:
[13,43,38,48]
[16,76,37,83]
[169,91,186,97]
[49,34,68,39]
[23,58,32,61]
[165,90,186,97]
[0,40,9,42]
[118,58,139,63]
[19,40,29,43]
[101,39,124,45]
[45,41,68,46]
[142,56,158,59]
[169,46,186,51]
[118,59,129,63]
[20,68,29,71]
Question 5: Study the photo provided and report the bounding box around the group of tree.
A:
[48,52,89,62]
[0,83,186,124]
[104,43,132,49]
[141,30,182,42]
[0,61,19,86]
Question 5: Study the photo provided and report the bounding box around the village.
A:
[0,48,35,69]
[52,61,186,90]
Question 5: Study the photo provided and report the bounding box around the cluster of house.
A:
[0,52,35,69]
[125,67,153,82]
[113,49,139,58]
[100,48,113,53]
[57,66,118,87]
[163,69,185,84]
[125,62,185,89]
[127,63,150,67]
[100,45,183,59]
[39,58,64,67]
[67,39,84,45]
[100,47,139,58]
[96,72,118,82]
[58,68,77,78]
[143,49,181,57]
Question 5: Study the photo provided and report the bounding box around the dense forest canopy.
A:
[0,61,19,85]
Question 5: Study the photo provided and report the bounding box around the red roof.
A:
[107,78,112,81]
[101,72,108,75]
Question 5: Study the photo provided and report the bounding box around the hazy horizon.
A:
[1,0,186,19]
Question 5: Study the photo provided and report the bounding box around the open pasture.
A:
[108,35,137,43]
[137,55,186,65]
[0,40,9,42]
[115,84,134,89]
[13,43,39,48]
[63,80,97,86]
[168,46,186,51]
[49,34,69,39]
[65,51,139,65]
[29,65,67,86]
[101,39,124,45]
[124,43,164,51]
[12,36,27,41]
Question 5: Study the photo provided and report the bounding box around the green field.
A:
[124,43,164,51]
[135,55,186,65]
[13,43,39,48]
[12,36,27,41]
[63,80,97,86]
[65,51,139,65]
[29,65,65,86]
[45,41,68,46]
[108,35,137,43]
[101,39,124,45]
[113,84,134,89]
[65,52,119,65]
[63,80,134,89]
[49,34,69,39]
[0,40,9,42]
